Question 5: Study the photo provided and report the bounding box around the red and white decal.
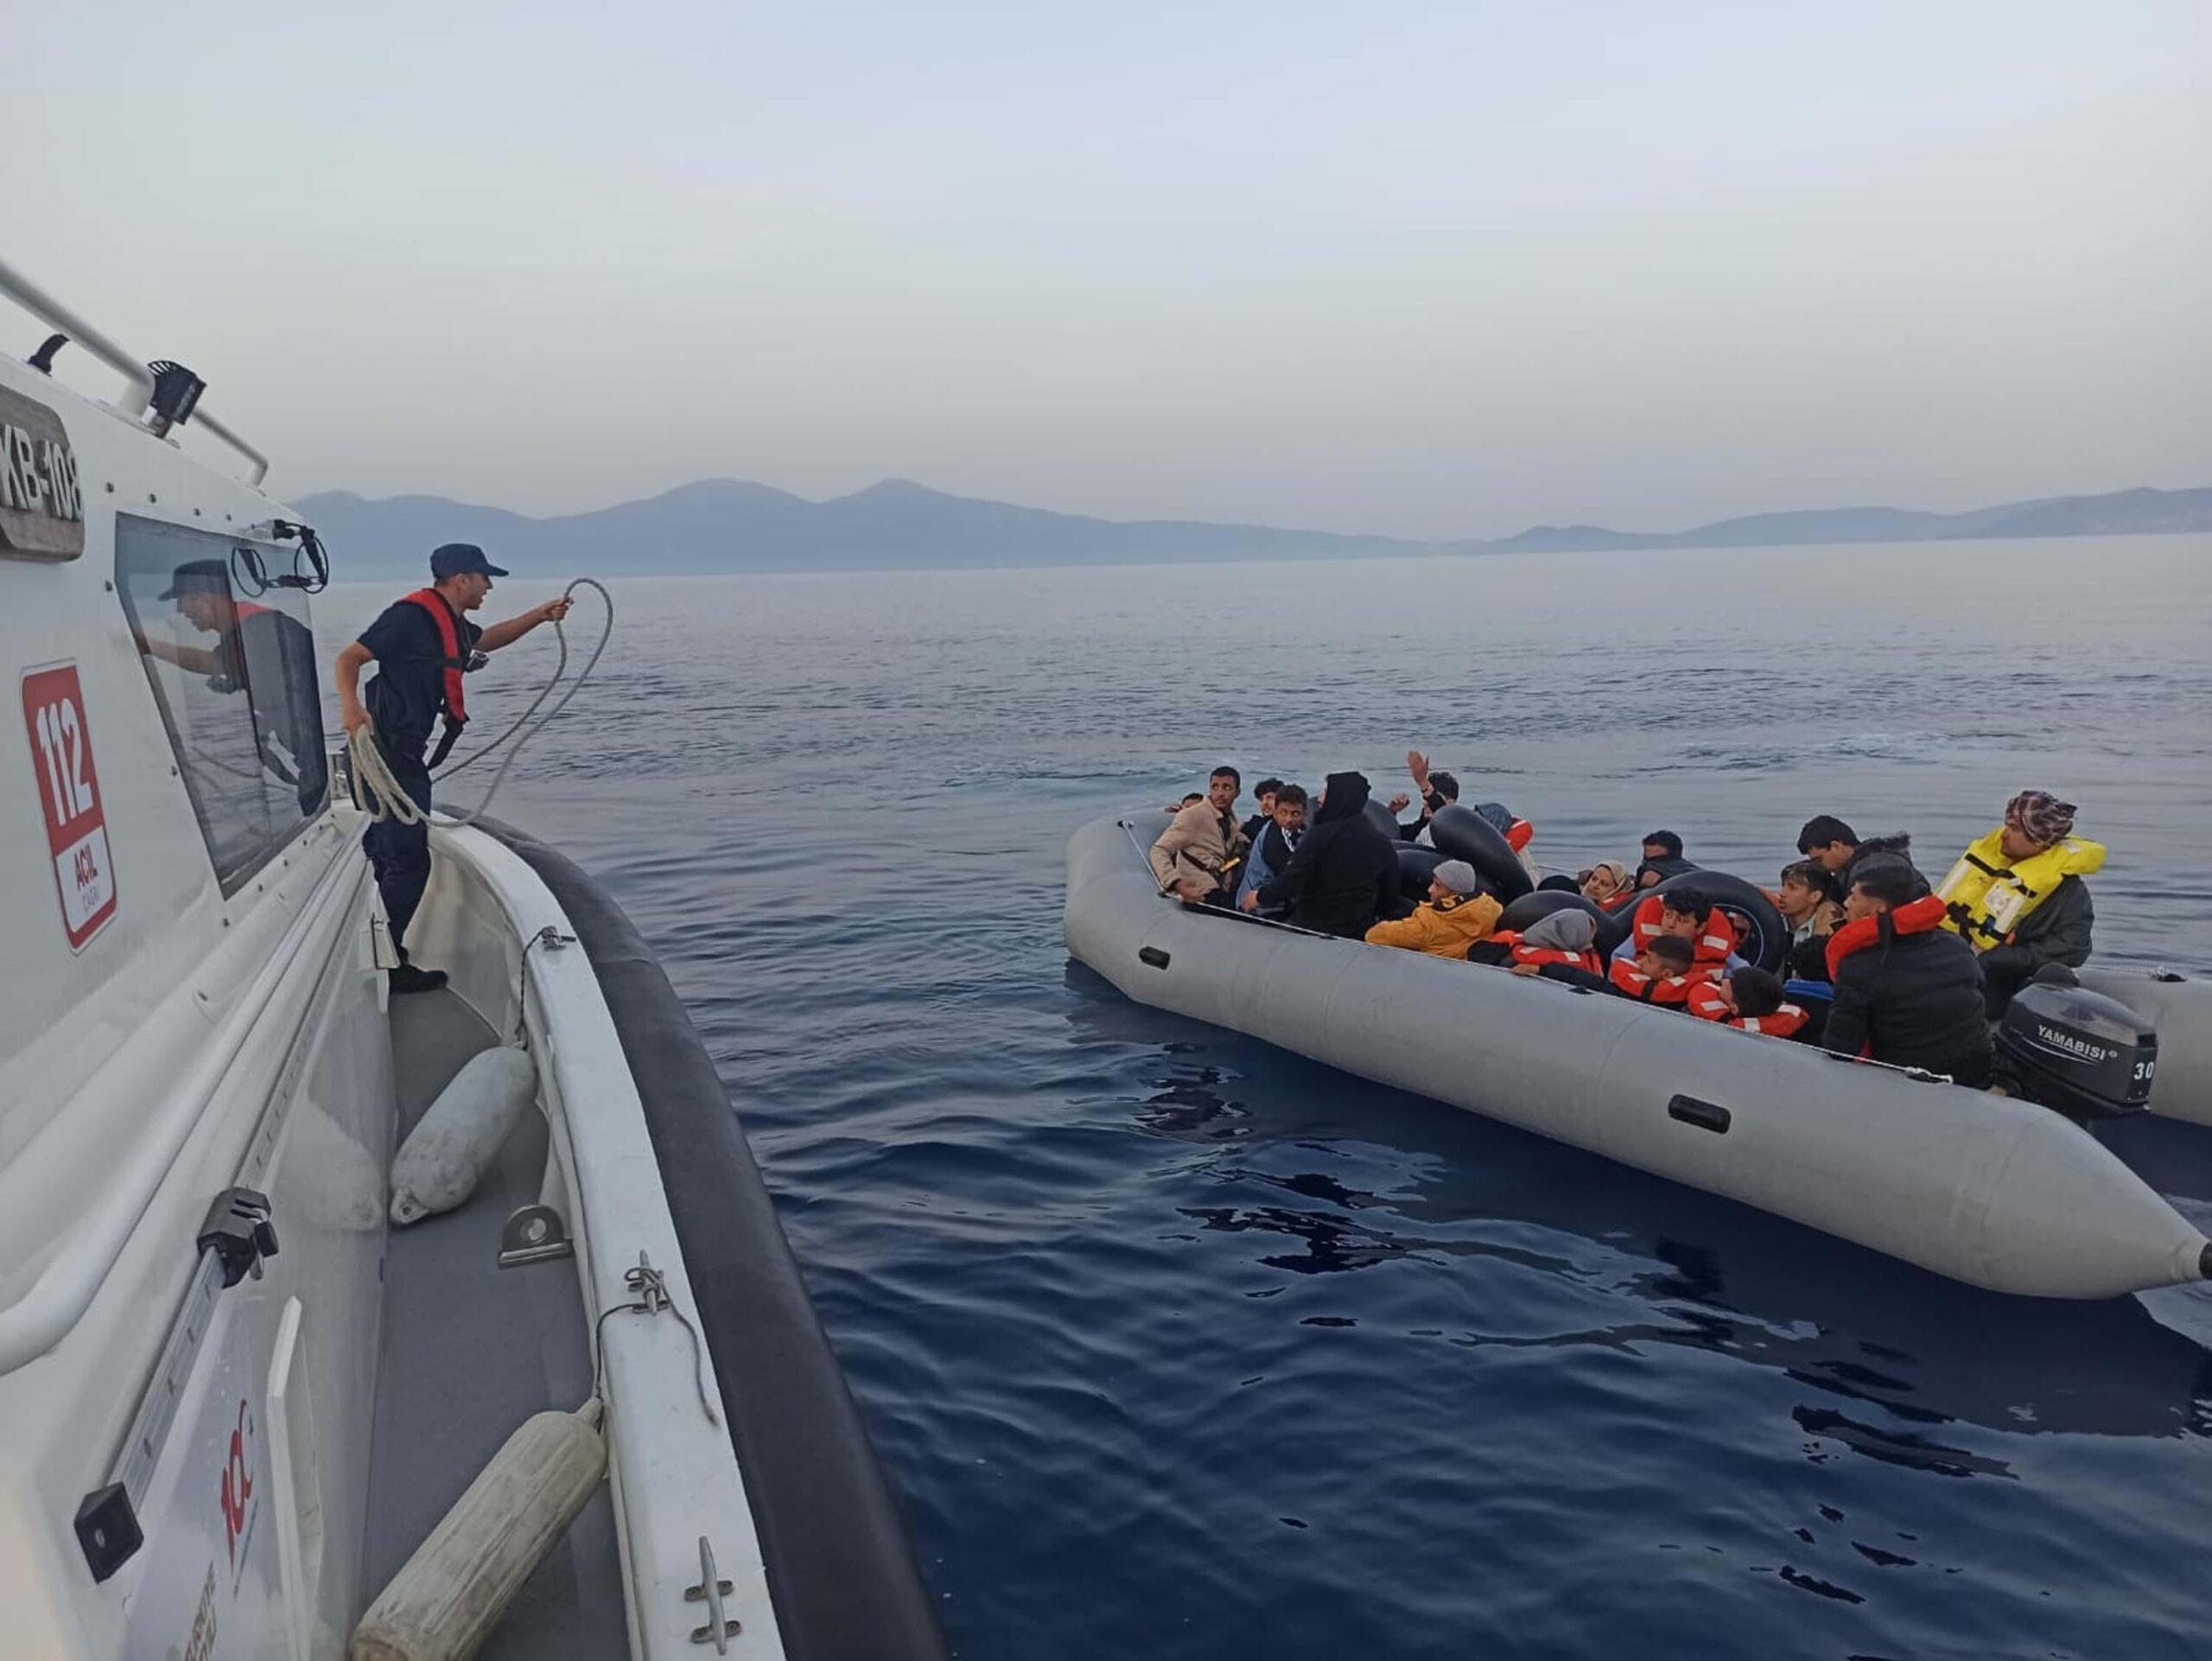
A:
[21,661,118,950]
[220,1398,257,1585]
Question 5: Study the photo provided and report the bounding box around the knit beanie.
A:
[1432,860,1479,895]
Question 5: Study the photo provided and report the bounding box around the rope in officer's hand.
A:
[348,576,613,826]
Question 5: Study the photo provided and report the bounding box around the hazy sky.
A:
[10,2,2209,538]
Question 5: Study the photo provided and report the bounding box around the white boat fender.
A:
[350,1400,608,1661]
[389,1046,538,1225]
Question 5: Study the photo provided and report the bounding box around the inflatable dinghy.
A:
[1068,813,2211,1300]
[2079,966,2212,1128]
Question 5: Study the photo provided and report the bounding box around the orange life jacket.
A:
[1629,894,1735,965]
[399,589,471,763]
[1494,931,1602,976]
[1686,981,1808,1036]
[1824,892,1949,981]
[1608,956,1706,1006]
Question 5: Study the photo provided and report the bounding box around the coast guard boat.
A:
[0,258,944,1660]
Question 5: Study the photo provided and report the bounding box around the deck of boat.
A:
[360,990,626,1657]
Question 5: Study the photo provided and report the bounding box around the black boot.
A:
[389,961,449,996]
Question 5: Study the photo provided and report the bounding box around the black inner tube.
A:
[1361,797,1403,841]
[1427,804,1533,902]
[1395,841,1447,901]
[1495,888,1612,935]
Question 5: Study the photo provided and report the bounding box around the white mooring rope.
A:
[346,576,613,828]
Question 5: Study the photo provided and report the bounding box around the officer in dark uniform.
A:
[139,557,329,815]
[333,544,569,993]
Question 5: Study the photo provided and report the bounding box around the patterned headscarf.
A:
[2005,790,2076,848]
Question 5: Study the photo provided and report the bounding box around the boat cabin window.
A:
[115,514,328,894]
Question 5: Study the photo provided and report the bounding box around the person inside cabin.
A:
[1936,790,2104,1016]
[1364,859,1501,958]
[1796,814,1914,893]
[1150,766,1249,906]
[1633,830,1696,891]
[1821,855,1993,1085]
[1241,779,1284,845]
[1236,783,1307,913]
[333,544,572,995]
[1578,861,1635,909]
[1608,933,1705,1005]
[1610,884,1745,972]
[1243,770,1402,938]
[1687,967,1808,1038]
[136,558,329,814]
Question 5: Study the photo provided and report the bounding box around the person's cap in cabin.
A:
[1433,860,1479,894]
[156,557,231,600]
[430,543,509,579]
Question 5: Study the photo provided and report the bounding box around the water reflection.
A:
[1066,969,2212,1449]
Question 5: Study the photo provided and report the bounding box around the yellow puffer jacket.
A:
[1363,890,1503,958]
[1936,828,2107,950]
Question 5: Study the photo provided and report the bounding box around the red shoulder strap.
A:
[401,589,468,723]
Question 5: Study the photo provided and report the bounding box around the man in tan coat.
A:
[1150,766,1249,903]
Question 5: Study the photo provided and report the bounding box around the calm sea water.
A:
[321,534,2212,1660]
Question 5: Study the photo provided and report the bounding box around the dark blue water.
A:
[322,535,2212,1659]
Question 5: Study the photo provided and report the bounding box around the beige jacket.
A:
[1149,801,1249,893]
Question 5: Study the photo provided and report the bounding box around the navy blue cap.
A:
[430,542,509,579]
[157,557,231,600]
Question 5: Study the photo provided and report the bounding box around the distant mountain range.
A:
[292,479,2212,579]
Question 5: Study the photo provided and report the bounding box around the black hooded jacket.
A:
[1821,894,1993,1085]
[1632,854,1698,891]
[1840,832,1916,892]
[1256,771,1402,938]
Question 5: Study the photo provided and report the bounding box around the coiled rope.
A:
[346,576,613,828]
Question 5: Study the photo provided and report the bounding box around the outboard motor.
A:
[1993,965,2158,1124]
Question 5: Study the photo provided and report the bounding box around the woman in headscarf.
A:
[1465,904,1610,983]
[1505,908,1605,978]
[1578,861,1634,910]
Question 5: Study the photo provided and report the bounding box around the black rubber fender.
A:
[1395,842,1447,901]
[1596,869,1789,972]
[1427,805,1533,902]
[474,818,947,1661]
[1362,798,1404,841]
[1495,889,1612,935]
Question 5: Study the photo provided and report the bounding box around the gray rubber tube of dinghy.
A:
[481,820,947,1661]
[2079,965,2212,1129]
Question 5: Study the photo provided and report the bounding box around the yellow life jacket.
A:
[1936,827,2106,950]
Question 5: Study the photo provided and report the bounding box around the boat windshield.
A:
[115,513,327,893]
